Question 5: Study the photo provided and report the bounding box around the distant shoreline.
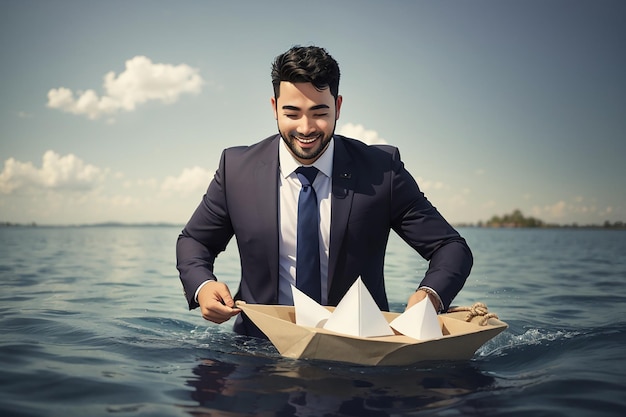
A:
[453,223,626,230]
[2,221,625,230]
[1,221,185,228]
[459,209,626,230]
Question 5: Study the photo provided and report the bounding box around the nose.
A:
[295,116,316,136]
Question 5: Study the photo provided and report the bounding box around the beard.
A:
[279,127,335,162]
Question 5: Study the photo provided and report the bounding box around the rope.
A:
[447,302,499,326]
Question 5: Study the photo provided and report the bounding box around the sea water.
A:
[0,226,624,416]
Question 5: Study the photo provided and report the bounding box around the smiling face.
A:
[271,81,342,164]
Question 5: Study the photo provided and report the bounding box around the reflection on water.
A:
[184,352,495,416]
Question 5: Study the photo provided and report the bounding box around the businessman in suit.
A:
[176,46,473,337]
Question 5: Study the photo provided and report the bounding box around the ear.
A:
[270,96,278,120]
[335,95,343,120]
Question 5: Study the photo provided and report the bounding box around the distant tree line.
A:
[466,209,626,229]
[481,209,544,228]
[2,221,38,227]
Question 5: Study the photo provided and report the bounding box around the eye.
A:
[314,113,329,118]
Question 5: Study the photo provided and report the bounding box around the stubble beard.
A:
[279,127,335,163]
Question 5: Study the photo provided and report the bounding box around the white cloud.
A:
[161,166,213,196]
[47,56,205,120]
[529,198,620,223]
[0,152,216,224]
[546,200,567,218]
[124,178,159,189]
[0,151,106,193]
[337,122,387,144]
[415,176,444,192]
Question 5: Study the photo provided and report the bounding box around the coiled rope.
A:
[447,302,499,326]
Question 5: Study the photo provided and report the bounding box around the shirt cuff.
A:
[194,279,216,303]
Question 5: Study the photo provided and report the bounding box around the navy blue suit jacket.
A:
[176,135,473,336]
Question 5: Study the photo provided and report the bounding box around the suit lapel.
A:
[328,138,355,291]
[254,136,281,301]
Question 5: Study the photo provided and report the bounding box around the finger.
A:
[202,309,232,324]
[214,284,241,312]
[222,293,235,309]
[202,300,240,323]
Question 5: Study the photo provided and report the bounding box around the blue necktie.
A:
[295,166,321,303]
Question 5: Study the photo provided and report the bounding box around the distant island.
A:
[455,209,626,230]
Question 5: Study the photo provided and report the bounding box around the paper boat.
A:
[236,303,508,366]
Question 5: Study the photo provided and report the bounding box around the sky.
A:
[1,0,625,226]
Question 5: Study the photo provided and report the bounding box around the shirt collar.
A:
[279,136,334,179]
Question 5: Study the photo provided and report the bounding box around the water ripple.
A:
[1,226,625,416]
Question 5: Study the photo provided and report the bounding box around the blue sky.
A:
[1,0,624,225]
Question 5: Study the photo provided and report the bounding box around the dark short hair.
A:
[271,46,341,100]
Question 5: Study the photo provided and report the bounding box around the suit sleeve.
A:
[176,150,235,309]
[388,148,473,311]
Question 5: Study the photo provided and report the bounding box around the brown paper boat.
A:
[237,303,508,366]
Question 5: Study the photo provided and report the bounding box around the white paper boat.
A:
[236,303,508,366]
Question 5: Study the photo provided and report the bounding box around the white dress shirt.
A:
[278,137,333,305]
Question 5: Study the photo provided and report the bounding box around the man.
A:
[176,45,473,337]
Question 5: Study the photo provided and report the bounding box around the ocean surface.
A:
[1,225,625,416]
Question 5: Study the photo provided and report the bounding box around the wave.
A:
[476,327,581,358]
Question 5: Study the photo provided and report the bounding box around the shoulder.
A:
[224,134,279,156]
[221,135,280,164]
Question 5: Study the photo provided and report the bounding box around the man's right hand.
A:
[197,281,241,324]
